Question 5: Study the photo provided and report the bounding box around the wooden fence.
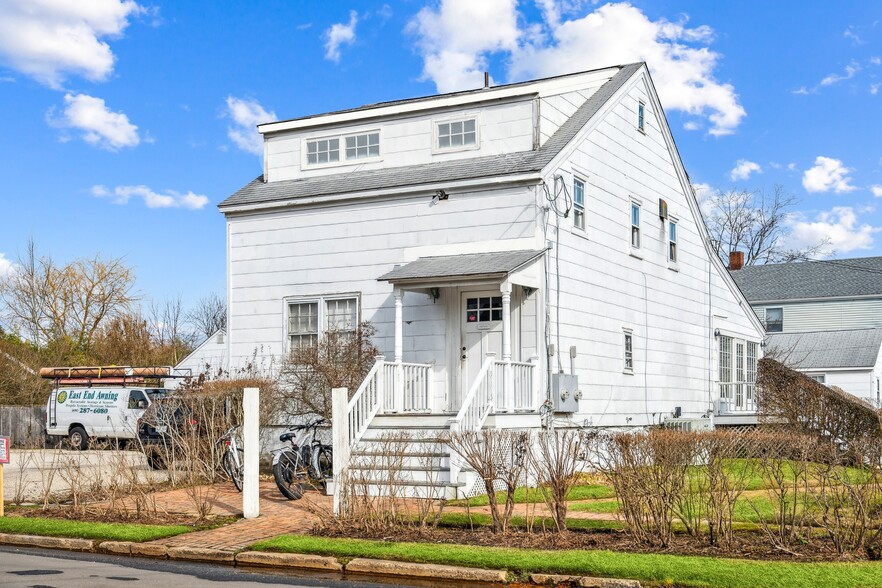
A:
[0,406,46,447]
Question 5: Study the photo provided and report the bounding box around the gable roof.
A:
[379,250,546,283]
[765,328,882,370]
[218,63,643,211]
[731,256,882,302]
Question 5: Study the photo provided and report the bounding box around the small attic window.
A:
[637,101,646,133]
[436,118,477,151]
[306,138,340,164]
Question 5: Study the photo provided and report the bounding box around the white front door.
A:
[459,291,503,409]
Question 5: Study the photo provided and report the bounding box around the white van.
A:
[46,386,169,449]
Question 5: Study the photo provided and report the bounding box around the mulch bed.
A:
[4,505,229,527]
[316,525,879,562]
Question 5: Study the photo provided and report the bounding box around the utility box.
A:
[551,373,580,413]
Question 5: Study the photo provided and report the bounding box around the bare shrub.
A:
[590,429,699,547]
[702,431,756,546]
[535,429,586,531]
[447,429,530,533]
[278,323,379,421]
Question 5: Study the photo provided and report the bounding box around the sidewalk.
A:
[139,480,330,552]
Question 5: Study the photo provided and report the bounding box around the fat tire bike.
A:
[272,418,333,500]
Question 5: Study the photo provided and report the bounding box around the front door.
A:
[459,291,503,409]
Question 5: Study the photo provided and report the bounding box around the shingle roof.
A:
[379,250,546,282]
[219,63,643,211]
[731,257,882,302]
[765,328,882,370]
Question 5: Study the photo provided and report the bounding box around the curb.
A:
[0,533,95,552]
[532,573,642,587]
[98,540,133,555]
[345,557,509,583]
[167,546,236,564]
[130,543,168,558]
[236,551,343,571]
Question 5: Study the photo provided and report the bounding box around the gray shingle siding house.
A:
[731,256,882,404]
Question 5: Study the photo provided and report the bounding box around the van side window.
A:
[128,390,147,409]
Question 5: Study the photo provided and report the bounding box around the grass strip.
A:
[252,534,882,588]
[0,516,196,542]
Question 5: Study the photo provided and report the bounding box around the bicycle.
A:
[217,425,244,492]
[272,418,333,500]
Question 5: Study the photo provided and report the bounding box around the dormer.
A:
[258,65,625,184]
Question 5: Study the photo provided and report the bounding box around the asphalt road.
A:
[0,546,439,588]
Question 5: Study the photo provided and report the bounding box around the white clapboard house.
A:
[218,63,764,497]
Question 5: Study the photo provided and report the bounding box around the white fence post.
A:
[242,387,260,519]
[332,386,350,517]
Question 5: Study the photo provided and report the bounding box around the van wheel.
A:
[69,426,88,450]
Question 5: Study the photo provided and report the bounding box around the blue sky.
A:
[0,1,880,310]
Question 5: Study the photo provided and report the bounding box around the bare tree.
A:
[187,293,227,340]
[699,185,830,266]
[149,295,194,364]
[0,240,136,350]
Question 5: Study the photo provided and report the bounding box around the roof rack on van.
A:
[40,366,192,387]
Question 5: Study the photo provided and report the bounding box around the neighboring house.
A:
[167,330,227,389]
[731,256,882,404]
[219,63,764,496]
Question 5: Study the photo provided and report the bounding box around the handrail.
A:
[346,357,384,445]
[450,354,496,432]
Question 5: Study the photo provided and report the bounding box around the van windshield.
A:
[145,389,169,399]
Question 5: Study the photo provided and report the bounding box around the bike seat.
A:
[279,431,296,442]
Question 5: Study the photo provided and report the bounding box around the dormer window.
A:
[436,118,477,151]
[345,132,379,160]
[306,138,340,165]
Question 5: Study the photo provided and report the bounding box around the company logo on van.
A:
[57,391,68,404]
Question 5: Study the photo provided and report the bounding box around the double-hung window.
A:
[630,201,641,250]
[668,219,678,262]
[436,118,477,150]
[764,307,783,333]
[573,178,585,230]
[287,296,359,349]
[623,329,634,373]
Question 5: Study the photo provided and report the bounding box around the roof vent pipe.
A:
[484,71,490,88]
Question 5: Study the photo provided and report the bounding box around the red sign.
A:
[0,437,8,464]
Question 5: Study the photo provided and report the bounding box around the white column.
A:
[500,282,513,412]
[331,386,350,516]
[393,287,404,412]
[242,387,260,519]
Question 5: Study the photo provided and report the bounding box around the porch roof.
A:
[379,249,546,285]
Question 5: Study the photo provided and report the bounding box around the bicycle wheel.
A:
[313,446,333,480]
[224,447,245,492]
[273,448,306,500]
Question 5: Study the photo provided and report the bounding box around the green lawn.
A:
[251,535,882,588]
[448,484,614,507]
[0,516,199,542]
[568,499,621,514]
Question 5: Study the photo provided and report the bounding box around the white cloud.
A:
[729,159,762,181]
[787,207,880,255]
[871,83,880,95]
[871,185,882,197]
[844,27,863,45]
[91,184,209,209]
[324,10,358,62]
[820,61,860,86]
[409,2,746,136]
[871,56,881,66]
[802,156,857,193]
[224,96,276,155]
[48,93,139,150]
[0,252,13,278]
[0,0,143,88]
[408,0,520,91]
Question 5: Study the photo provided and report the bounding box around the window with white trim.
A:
[573,178,585,230]
[808,374,826,384]
[287,296,359,349]
[764,307,783,333]
[630,201,641,249]
[719,335,761,411]
[306,138,340,165]
[436,118,476,150]
[637,101,646,133]
[345,132,379,160]
[623,329,634,373]
[668,219,678,262]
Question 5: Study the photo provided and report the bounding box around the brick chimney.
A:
[729,251,744,271]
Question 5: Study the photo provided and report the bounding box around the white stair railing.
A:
[511,359,536,410]
[346,356,385,445]
[448,353,497,487]
[383,360,434,413]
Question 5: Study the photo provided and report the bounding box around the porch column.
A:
[500,281,513,412]
[393,287,404,412]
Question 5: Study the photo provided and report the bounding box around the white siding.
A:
[539,74,761,426]
[753,298,882,333]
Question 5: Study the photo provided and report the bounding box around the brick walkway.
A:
[140,480,331,552]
